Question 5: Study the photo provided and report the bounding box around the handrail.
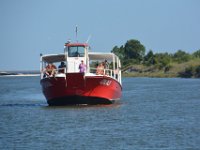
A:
[89,67,120,80]
[41,68,67,79]
[41,66,121,84]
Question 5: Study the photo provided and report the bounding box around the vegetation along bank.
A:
[111,39,200,78]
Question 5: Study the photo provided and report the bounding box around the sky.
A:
[0,0,200,71]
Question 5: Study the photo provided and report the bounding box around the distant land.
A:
[0,70,40,76]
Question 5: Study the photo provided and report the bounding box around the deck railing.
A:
[41,68,67,79]
[41,67,121,84]
[89,67,120,81]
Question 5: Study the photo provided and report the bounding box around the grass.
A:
[122,58,200,78]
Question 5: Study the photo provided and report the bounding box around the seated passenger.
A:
[44,63,57,77]
[58,62,66,73]
[96,63,104,75]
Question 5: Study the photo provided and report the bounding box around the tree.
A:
[173,50,191,63]
[154,53,171,69]
[144,50,155,66]
[111,45,124,61]
[193,49,200,58]
[124,39,145,62]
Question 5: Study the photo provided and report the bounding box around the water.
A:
[0,76,199,150]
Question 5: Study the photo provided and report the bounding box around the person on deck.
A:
[58,62,66,73]
[44,63,57,77]
[103,59,109,69]
[103,59,109,75]
[96,63,105,75]
[79,60,86,73]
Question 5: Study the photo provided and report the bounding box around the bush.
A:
[178,66,194,78]
[195,66,200,77]
[178,65,200,78]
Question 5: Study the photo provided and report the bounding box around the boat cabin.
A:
[40,42,121,84]
[64,43,89,73]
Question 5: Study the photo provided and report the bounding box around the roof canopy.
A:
[65,43,89,47]
[88,52,117,61]
[41,52,119,63]
[41,54,65,63]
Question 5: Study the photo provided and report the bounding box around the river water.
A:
[0,76,199,150]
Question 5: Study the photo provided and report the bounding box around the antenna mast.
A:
[86,35,92,43]
[75,25,78,43]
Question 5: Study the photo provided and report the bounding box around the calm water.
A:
[0,76,199,150]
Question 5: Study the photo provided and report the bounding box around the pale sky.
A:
[0,0,200,70]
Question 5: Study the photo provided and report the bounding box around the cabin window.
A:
[68,46,85,57]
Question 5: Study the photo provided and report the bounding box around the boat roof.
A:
[41,54,65,63]
[41,52,118,63]
[65,43,89,47]
[88,52,117,61]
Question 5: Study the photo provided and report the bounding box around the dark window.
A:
[68,46,85,57]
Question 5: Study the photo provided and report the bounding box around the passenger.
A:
[79,60,86,73]
[103,59,109,69]
[44,63,57,77]
[103,59,109,75]
[96,63,104,75]
[58,62,66,73]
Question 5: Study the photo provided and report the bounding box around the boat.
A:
[40,41,122,105]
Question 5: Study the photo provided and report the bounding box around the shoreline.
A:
[0,74,40,77]
[122,72,200,78]
[0,71,198,78]
[0,71,40,77]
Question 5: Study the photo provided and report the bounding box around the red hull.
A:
[40,73,122,105]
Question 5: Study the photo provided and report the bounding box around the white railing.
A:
[89,67,120,81]
[41,68,67,79]
[41,66,121,85]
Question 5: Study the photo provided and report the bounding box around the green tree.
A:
[144,50,155,66]
[193,49,200,58]
[154,53,171,70]
[173,50,191,63]
[111,45,124,61]
[124,39,145,62]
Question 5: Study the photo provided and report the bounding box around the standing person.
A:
[104,59,109,69]
[103,59,109,75]
[79,60,86,73]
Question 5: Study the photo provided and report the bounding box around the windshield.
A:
[68,46,85,57]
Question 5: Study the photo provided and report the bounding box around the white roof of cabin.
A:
[88,52,116,61]
[41,54,65,63]
[41,52,118,63]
